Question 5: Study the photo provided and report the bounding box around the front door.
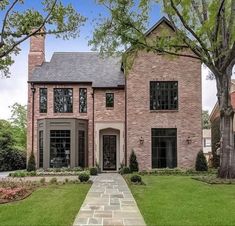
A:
[103,135,116,170]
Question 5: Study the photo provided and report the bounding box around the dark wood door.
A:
[103,135,116,170]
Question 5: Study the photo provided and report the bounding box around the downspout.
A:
[92,88,95,167]
[125,73,127,166]
[31,83,36,158]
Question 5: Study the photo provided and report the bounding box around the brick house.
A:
[27,17,202,171]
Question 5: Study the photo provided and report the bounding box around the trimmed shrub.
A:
[130,174,142,183]
[40,178,46,184]
[79,172,90,182]
[119,166,131,175]
[195,150,208,171]
[89,167,98,176]
[50,178,57,184]
[27,153,36,172]
[0,148,26,171]
[129,150,139,172]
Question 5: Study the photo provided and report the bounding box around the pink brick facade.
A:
[27,18,202,171]
[126,51,202,169]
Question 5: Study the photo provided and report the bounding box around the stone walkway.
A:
[73,173,146,226]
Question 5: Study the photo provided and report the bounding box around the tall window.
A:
[79,88,87,113]
[39,88,47,113]
[78,130,85,167]
[39,131,43,168]
[150,81,178,110]
[54,88,73,113]
[152,128,177,168]
[106,93,114,108]
[50,130,71,168]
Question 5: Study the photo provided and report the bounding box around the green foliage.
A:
[27,153,36,172]
[130,174,142,183]
[0,147,26,171]
[89,167,98,176]
[0,0,86,76]
[211,117,220,168]
[78,172,90,182]
[49,178,57,184]
[202,110,211,129]
[40,178,46,184]
[9,103,27,150]
[119,166,131,175]
[195,150,208,172]
[129,150,139,172]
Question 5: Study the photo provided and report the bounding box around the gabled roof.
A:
[145,16,175,36]
[29,52,125,88]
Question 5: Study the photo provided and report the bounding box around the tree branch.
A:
[1,0,19,45]
[213,0,226,43]
[227,0,235,46]
[0,0,58,59]
[201,0,208,21]
[169,0,212,62]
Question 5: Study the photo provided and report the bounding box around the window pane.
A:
[106,93,114,108]
[152,128,177,168]
[50,130,71,168]
[79,88,87,113]
[39,131,43,168]
[39,88,47,113]
[78,130,85,167]
[54,88,73,113]
[150,81,178,110]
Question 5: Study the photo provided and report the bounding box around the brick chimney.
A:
[28,32,45,78]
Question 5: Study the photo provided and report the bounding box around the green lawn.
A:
[129,176,235,226]
[0,184,91,226]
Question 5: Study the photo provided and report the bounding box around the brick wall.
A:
[94,89,125,122]
[126,50,202,170]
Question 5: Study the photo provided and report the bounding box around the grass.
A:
[0,183,91,226]
[128,175,235,226]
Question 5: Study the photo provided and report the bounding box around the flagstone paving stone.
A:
[73,173,146,226]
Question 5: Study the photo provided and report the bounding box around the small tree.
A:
[195,150,208,172]
[27,152,36,172]
[129,150,139,172]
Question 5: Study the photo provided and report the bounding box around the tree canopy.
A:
[0,0,86,76]
[202,110,211,129]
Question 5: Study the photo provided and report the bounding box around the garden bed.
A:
[0,180,38,204]
[192,175,235,184]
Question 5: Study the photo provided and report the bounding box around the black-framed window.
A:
[50,130,71,168]
[106,93,114,108]
[152,128,177,168]
[39,131,43,168]
[78,130,85,167]
[79,88,87,113]
[150,81,178,110]
[39,88,47,113]
[54,88,73,113]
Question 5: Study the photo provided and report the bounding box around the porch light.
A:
[31,87,36,93]
[139,136,144,145]
[186,136,192,144]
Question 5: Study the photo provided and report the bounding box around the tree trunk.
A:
[217,73,235,178]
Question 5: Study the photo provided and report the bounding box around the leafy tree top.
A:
[91,0,235,77]
[0,0,86,76]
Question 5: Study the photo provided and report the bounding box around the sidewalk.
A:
[73,173,146,226]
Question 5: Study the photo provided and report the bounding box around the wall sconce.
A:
[31,87,36,93]
[139,136,144,145]
[186,136,192,144]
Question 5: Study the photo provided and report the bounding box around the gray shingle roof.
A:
[29,52,125,88]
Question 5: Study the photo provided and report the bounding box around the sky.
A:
[0,0,232,120]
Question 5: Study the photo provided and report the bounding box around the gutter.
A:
[125,73,128,166]
[92,89,95,167]
[31,83,36,158]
